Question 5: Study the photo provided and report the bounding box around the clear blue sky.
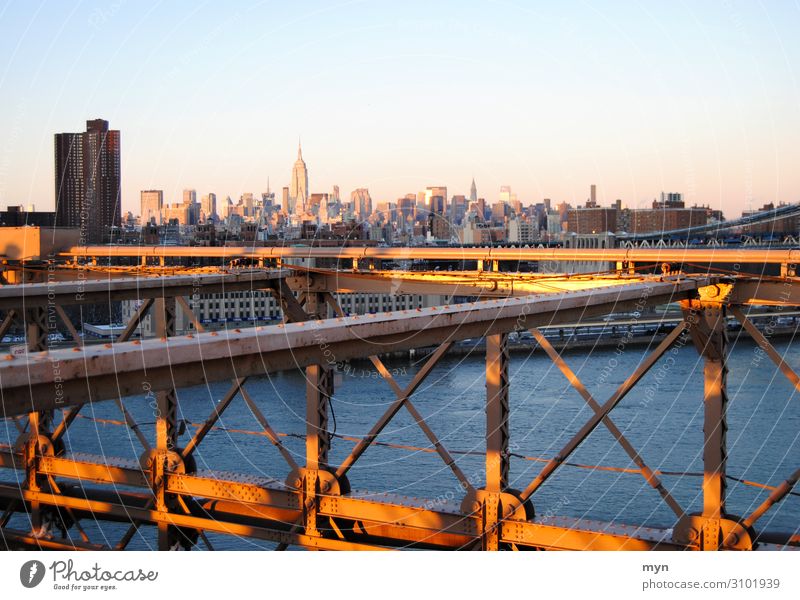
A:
[1,0,799,216]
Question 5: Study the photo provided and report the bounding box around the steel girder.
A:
[0,269,293,309]
[1,271,798,551]
[60,245,800,265]
[0,277,710,416]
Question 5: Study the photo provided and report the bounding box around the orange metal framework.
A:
[0,249,798,551]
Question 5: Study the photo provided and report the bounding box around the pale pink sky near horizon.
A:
[1,1,800,218]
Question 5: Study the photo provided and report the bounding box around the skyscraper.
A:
[282,187,290,213]
[425,186,447,215]
[450,194,467,226]
[350,188,372,221]
[201,193,216,222]
[140,190,163,225]
[289,141,308,215]
[470,178,478,203]
[55,119,121,243]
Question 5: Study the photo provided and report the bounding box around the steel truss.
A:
[0,256,798,551]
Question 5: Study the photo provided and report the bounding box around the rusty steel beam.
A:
[1,527,107,551]
[0,269,293,309]
[485,333,510,494]
[0,471,687,550]
[290,270,663,298]
[54,305,82,346]
[4,444,792,551]
[113,398,151,451]
[321,291,473,491]
[239,386,300,472]
[0,484,386,551]
[115,297,154,343]
[62,245,800,265]
[305,364,332,473]
[0,278,711,416]
[530,328,685,519]
[683,300,729,550]
[368,355,474,492]
[334,341,454,480]
[517,322,690,505]
[182,378,246,459]
[731,305,800,394]
[175,295,206,333]
[150,295,181,550]
[727,279,800,306]
[50,407,82,446]
[0,309,17,339]
[743,467,800,529]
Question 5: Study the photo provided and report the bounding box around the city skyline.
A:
[2,2,800,215]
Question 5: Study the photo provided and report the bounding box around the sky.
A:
[1,0,800,217]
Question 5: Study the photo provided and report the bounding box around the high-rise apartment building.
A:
[566,206,618,234]
[140,190,163,225]
[54,119,121,243]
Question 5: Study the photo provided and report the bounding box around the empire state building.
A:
[289,141,308,215]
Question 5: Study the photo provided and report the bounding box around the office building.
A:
[140,190,163,225]
[201,193,216,222]
[350,188,372,221]
[289,141,308,214]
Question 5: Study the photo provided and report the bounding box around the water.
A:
[4,335,799,549]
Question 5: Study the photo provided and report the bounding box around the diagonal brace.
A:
[240,386,300,473]
[369,355,474,493]
[518,321,688,504]
[182,378,245,459]
[731,305,800,395]
[531,328,685,518]
[334,341,453,479]
[742,466,800,529]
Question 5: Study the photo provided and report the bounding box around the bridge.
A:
[617,202,800,244]
[0,244,798,550]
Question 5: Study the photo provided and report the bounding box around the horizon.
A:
[2,2,800,216]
